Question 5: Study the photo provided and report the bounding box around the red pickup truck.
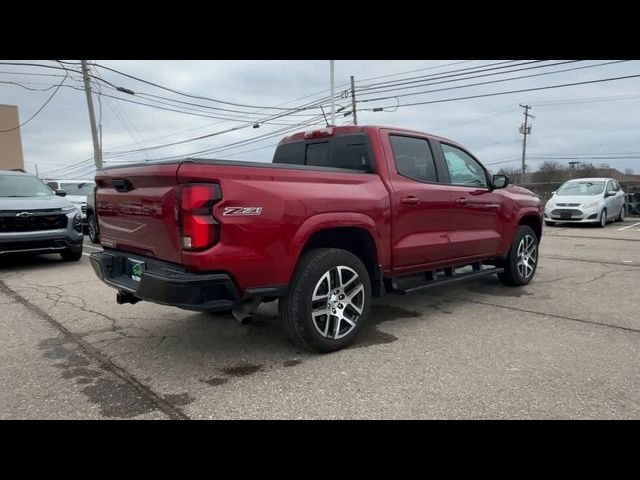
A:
[90,125,542,352]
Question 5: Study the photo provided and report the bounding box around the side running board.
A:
[390,262,504,295]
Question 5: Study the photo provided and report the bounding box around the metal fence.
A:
[517,181,640,216]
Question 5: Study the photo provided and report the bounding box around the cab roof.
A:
[278,125,465,149]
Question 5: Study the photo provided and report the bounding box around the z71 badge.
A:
[223,207,263,216]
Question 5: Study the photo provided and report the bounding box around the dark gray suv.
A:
[0,170,84,261]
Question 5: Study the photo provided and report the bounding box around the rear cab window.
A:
[273,134,374,172]
[389,135,438,183]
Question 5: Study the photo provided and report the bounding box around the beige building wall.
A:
[0,104,25,170]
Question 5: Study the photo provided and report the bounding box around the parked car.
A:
[544,177,626,227]
[89,125,543,352]
[0,170,84,260]
[44,179,96,231]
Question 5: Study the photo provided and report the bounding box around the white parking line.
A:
[82,252,91,257]
[83,244,103,251]
[617,221,640,231]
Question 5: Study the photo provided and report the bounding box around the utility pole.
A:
[81,60,102,170]
[330,60,335,126]
[519,104,533,185]
[350,75,358,126]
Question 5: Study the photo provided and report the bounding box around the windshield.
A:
[0,175,54,197]
[556,181,605,196]
[60,182,95,196]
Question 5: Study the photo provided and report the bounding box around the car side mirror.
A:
[491,174,509,190]
[55,189,67,197]
[605,190,616,197]
[551,191,556,195]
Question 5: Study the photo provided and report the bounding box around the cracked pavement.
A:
[1,221,640,419]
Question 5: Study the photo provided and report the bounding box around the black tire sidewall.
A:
[502,225,538,286]
[600,209,607,227]
[88,215,99,243]
[282,248,372,353]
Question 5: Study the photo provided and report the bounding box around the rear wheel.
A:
[616,205,626,222]
[498,225,538,286]
[279,248,371,353]
[598,208,607,228]
[60,248,83,262]
[87,214,99,244]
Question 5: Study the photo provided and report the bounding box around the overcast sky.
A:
[1,59,640,179]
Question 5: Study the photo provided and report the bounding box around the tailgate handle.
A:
[112,179,133,192]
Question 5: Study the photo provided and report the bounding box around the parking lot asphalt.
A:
[1,220,639,419]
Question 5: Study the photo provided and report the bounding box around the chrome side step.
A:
[390,262,504,295]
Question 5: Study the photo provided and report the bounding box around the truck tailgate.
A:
[95,164,182,263]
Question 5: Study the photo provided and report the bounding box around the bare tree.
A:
[533,161,566,183]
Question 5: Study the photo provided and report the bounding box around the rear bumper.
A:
[89,250,241,312]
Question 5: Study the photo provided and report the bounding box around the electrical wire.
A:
[0,61,68,133]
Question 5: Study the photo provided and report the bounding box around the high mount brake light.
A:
[303,127,334,139]
[179,184,221,251]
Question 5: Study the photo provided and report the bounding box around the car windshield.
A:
[60,182,95,195]
[0,174,54,197]
[556,181,605,196]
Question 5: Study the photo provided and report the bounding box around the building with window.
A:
[0,104,25,171]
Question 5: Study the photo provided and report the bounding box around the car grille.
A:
[0,212,68,233]
[555,203,581,207]
[551,208,583,219]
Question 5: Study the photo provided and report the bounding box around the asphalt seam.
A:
[432,292,640,335]
[543,255,640,269]
[0,279,190,420]
[545,233,640,242]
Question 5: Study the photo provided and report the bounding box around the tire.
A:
[498,225,539,287]
[279,248,371,353]
[60,248,83,262]
[544,220,556,227]
[87,214,100,244]
[598,208,607,228]
[616,205,626,222]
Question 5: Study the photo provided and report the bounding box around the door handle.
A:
[455,197,468,205]
[401,196,420,205]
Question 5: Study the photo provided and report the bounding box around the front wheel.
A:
[598,208,607,228]
[279,248,371,353]
[498,225,539,286]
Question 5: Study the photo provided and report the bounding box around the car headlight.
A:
[73,212,82,232]
[582,200,600,209]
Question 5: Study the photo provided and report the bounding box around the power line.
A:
[359,73,640,110]
[0,61,69,133]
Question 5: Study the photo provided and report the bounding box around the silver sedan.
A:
[544,177,626,227]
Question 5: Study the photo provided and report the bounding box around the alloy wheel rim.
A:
[311,265,364,339]
[601,210,607,226]
[516,234,537,279]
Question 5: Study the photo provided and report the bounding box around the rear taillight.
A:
[303,127,334,139]
[179,183,221,251]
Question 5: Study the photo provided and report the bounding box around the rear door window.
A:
[389,135,438,183]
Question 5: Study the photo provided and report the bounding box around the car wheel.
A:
[544,220,556,227]
[87,214,99,244]
[598,208,607,228]
[616,205,626,222]
[60,248,83,262]
[279,248,371,353]
[498,225,538,287]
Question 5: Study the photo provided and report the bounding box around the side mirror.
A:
[551,191,556,195]
[491,174,509,190]
[605,190,616,197]
[55,189,67,197]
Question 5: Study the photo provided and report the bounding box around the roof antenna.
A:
[319,105,330,127]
